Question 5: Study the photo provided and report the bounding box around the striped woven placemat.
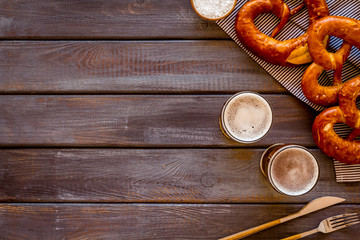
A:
[216,0,360,182]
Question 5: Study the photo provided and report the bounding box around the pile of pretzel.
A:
[235,0,360,164]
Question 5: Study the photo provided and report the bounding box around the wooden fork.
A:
[281,213,359,240]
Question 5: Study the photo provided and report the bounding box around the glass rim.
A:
[259,143,284,176]
[220,91,273,144]
[267,144,320,196]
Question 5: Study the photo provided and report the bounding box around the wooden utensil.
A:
[281,213,359,240]
[219,196,345,240]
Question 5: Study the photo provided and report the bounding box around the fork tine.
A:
[331,214,359,225]
[330,213,358,222]
[333,218,359,228]
[331,220,360,231]
[332,213,359,228]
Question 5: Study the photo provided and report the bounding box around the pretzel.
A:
[312,77,360,164]
[235,0,329,67]
[307,16,360,164]
[308,16,360,70]
[301,42,352,106]
[339,76,360,129]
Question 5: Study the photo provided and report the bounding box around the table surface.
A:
[0,0,359,239]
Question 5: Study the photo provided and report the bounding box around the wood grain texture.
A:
[0,41,283,93]
[2,148,359,203]
[0,203,359,239]
[2,1,357,239]
[0,95,315,147]
[0,0,227,39]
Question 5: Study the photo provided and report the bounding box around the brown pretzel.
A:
[312,107,360,165]
[301,42,352,106]
[305,16,360,164]
[235,0,329,67]
[308,16,360,70]
[339,76,360,129]
[312,77,360,164]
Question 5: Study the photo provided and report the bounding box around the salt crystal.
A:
[193,0,235,19]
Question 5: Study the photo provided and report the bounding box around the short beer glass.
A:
[220,91,273,143]
[260,144,320,196]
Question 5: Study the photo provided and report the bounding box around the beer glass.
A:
[220,91,273,143]
[260,144,320,196]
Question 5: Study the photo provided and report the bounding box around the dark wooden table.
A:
[0,0,359,239]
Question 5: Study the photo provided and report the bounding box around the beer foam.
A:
[223,93,272,142]
[193,0,235,19]
[270,147,319,196]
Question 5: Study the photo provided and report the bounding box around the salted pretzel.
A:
[235,0,329,67]
[308,16,360,164]
[301,42,352,106]
[312,77,360,165]
[308,16,360,70]
[339,77,360,129]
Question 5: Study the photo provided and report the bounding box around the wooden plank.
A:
[0,203,359,239]
[1,148,359,203]
[0,41,283,93]
[0,0,227,39]
[0,95,315,147]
